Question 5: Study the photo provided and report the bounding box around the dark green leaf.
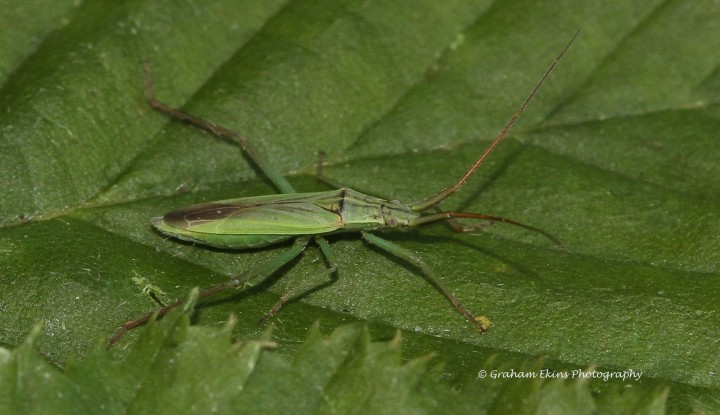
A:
[0,300,669,414]
[1,0,718,412]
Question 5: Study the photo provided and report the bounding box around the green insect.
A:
[108,30,579,347]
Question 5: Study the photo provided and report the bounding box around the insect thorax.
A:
[339,189,420,230]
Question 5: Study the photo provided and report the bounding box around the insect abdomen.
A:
[152,216,293,248]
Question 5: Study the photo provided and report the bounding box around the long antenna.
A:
[410,27,581,211]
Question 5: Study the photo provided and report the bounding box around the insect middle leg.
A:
[259,236,339,323]
[360,231,486,332]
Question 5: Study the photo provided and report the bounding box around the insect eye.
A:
[387,218,398,227]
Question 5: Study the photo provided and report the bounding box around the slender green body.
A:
[152,188,421,249]
[109,32,578,347]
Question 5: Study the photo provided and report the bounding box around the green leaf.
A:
[1,0,719,412]
[0,300,669,414]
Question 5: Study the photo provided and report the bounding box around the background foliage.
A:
[1,0,718,412]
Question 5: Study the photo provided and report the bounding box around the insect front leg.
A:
[259,236,339,323]
[431,207,495,233]
[360,231,487,332]
[445,220,495,233]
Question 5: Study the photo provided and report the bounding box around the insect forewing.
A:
[156,191,346,236]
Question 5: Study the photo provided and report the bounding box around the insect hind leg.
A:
[314,151,345,189]
[108,237,312,348]
[142,60,296,194]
